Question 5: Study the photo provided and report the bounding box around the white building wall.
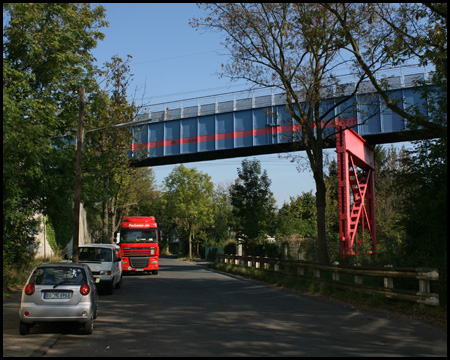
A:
[34,214,55,259]
[34,203,91,259]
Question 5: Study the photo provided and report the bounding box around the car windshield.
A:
[79,247,112,262]
[121,229,158,243]
[30,267,87,286]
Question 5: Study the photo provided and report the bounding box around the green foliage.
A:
[44,217,57,253]
[371,145,408,264]
[397,139,447,303]
[276,192,317,239]
[275,192,318,261]
[229,158,276,248]
[324,160,340,261]
[128,168,162,217]
[201,186,233,246]
[224,241,237,255]
[3,3,108,266]
[164,164,214,259]
[247,241,280,258]
[82,55,138,243]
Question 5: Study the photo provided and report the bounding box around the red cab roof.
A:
[121,216,157,229]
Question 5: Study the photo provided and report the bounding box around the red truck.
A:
[117,216,160,274]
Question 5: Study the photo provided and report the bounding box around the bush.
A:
[224,241,236,255]
[247,241,280,258]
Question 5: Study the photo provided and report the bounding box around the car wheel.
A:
[84,319,94,335]
[106,280,114,295]
[19,321,30,335]
[115,275,122,289]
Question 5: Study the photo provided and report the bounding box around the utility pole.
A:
[72,86,85,263]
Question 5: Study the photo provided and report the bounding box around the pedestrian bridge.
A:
[129,72,435,167]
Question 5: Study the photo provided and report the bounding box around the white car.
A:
[78,244,123,295]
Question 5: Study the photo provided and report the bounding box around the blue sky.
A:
[91,3,412,208]
[91,3,321,207]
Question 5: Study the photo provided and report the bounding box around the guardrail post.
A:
[274,259,279,272]
[332,261,340,281]
[354,263,363,285]
[418,279,430,294]
[255,256,260,269]
[384,265,394,289]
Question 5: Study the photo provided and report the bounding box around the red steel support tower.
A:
[336,126,377,257]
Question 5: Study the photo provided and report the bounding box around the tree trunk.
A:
[315,177,329,264]
[102,176,109,244]
[188,229,193,260]
[309,137,329,264]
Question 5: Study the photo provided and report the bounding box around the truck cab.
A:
[118,216,160,275]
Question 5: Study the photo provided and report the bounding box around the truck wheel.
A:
[153,270,158,275]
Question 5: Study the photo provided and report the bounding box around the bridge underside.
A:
[130,127,434,168]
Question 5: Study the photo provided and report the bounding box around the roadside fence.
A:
[215,254,439,306]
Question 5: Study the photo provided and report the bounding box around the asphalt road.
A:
[4,256,447,357]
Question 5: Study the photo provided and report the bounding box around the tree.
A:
[371,145,407,263]
[83,55,137,243]
[3,3,108,263]
[322,3,447,138]
[127,168,161,217]
[191,4,368,263]
[277,193,317,240]
[204,185,233,246]
[397,139,447,302]
[229,159,276,252]
[163,164,214,260]
[323,159,340,260]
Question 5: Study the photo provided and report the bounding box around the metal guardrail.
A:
[215,254,439,306]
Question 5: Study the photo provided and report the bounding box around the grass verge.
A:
[3,256,62,299]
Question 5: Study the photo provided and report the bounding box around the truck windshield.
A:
[121,229,158,243]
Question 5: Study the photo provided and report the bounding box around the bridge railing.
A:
[215,254,439,306]
[134,65,433,124]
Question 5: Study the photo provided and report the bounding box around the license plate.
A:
[44,292,72,299]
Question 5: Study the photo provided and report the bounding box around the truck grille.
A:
[129,257,150,269]
[123,247,156,256]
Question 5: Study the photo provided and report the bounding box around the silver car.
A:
[19,262,99,335]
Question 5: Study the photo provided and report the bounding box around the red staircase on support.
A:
[336,125,377,257]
